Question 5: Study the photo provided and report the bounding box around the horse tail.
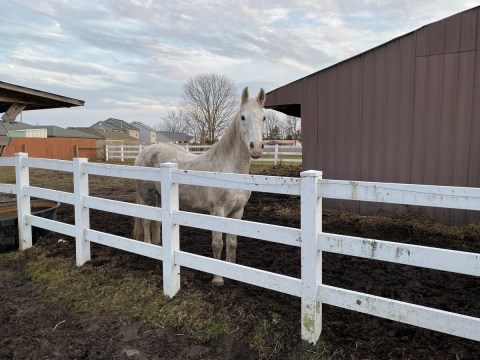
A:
[132,194,144,240]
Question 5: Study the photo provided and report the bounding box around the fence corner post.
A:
[73,157,91,265]
[161,162,180,298]
[300,169,323,343]
[15,152,32,250]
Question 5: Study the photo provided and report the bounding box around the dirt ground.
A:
[1,165,480,359]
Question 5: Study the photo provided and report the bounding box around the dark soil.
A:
[1,165,480,359]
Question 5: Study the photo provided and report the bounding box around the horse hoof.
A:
[212,277,224,286]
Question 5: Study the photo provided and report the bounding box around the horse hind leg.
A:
[151,221,161,245]
[151,194,161,245]
[133,216,144,240]
[135,190,161,245]
[142,219,153,244]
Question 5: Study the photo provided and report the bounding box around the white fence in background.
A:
[105,144,302,165]
[1,152,479,343]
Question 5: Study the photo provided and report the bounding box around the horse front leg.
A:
[211,230,224,285]
[211,207,225,286]
[226,207,244,263]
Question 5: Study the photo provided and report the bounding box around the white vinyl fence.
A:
[105,144,302,165]
[1,152,479,344]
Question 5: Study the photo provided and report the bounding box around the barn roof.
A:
[265,5,480,117]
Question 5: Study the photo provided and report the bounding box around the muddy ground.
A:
[1,165,479,359]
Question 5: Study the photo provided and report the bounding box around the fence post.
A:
[185,144,189,152]
[161,162,180,297]
[120,145,124,162]
[105,145,108,161]
[73,157,91,265]
[15,152,32,250]
[300,170,323,343]
[274,144,279,165]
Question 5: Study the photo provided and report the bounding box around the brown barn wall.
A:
[2,138,98,160]
[266,7,480,224]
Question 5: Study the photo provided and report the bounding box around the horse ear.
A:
[241,87,249,104]
[257,88,266,107]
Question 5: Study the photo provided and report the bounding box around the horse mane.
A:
[202,111,250,170]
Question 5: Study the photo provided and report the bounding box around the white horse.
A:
[133,87,266,285]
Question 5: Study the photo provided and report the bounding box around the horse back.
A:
[134,142,196,168]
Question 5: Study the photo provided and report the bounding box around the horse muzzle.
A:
[249,142,264,159]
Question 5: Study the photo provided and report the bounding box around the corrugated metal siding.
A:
[2,138,97,160]
[266,7,480,223]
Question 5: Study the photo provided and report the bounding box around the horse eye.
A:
[241,115,245,121]
[263,116,266,121]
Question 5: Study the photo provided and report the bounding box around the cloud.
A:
[0,0,477,128]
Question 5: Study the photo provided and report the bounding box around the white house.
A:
[131,121,156,144]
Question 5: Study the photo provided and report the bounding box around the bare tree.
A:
[157,109,190,134]
[264,110,281,139]
[284,115,301,141]
[182,73,238,144]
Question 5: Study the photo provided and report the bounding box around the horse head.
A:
[239,87,266,159]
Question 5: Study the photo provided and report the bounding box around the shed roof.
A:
[0,122,35,131]
[32,125,96,138]
[0,81,84,113]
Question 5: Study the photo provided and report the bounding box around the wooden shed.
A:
[265,6,480,223]
[0,81,84,156]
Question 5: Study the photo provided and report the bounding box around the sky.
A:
[1,0,478,129]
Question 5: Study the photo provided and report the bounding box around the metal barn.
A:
[265,6,480,223]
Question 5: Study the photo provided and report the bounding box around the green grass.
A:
[0,248,328,359]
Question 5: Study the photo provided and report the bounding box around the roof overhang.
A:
[0,81,84,114]
[265,103,301,118]
[0,81,85,155]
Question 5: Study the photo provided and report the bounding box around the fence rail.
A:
[1,152,479,343]
[105,144,302,165]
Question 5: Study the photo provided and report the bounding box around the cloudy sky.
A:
[1,0,478,129]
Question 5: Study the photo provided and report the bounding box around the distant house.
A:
[69,126,139,160]
[32,125,95,139]
[70,127,139,145]
[1,122,98,159]
[156,131,193,144]
[131,121,156,144]
[91,118,139,139]
[1,122,44,138]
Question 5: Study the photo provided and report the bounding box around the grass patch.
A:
[0,247,330,359]
[22,253,235,342]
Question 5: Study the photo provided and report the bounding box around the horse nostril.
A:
[261,143,264,149]
[250,142,254,149]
